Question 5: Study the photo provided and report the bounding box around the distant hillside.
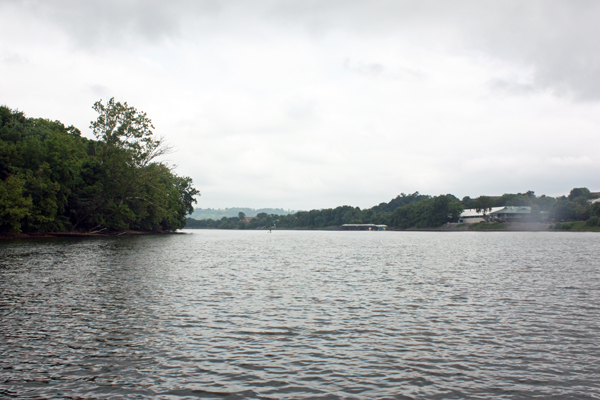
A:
[189,208,296,220]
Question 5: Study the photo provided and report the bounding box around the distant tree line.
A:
[0,100,199,234]
[186,192,464,230]
[190,207,296,220]
[186,189,600,230]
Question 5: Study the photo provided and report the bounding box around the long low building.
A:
[490,206,532,222]
[459,206,531,224]
[341,224,388,231]
[458,207,504,224]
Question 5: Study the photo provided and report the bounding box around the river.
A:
[1,230,599,399]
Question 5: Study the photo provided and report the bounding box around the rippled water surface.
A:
[1,230,599,399]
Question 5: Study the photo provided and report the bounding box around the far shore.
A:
[186,222,599,232]
[322,222,596,232]
[405,222,553,232]
[3,222,598,240]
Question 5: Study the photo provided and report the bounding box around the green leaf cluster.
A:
[0,101,199,234]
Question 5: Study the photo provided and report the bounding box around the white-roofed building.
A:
[458,207,504,224]
[341,224,387,231]
[489,206,531,222]
[459,206,532,224]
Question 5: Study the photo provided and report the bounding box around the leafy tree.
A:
[85,99,199,231]
[550,197,577,221]
[474,196,494,217]
[0,174,32,232]
[446,198,464,222]
[591,202,600,218]
[586,202,600,227]
[91,98,171,167]
[568,187,591,201]
[535,195,556,211]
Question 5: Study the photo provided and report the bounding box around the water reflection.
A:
[1,231,599,399]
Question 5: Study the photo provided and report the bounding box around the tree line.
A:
[186,189,600,230]
[186,192,464,230]
[0,100,199,234]
[190,207,296,220]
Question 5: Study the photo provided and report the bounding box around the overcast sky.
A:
[1,0,599,210]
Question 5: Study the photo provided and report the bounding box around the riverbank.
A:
[0,230,183,240]
[426,222,553,231]
[308,222,598,232]
[6,224,597,239]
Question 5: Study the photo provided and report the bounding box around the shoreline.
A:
[186,222,599,232]
[0,230,183,241]
[404,222,553,232]
[3,223,598,240]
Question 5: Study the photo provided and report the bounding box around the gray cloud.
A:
[11,0,598,100]
[343,59,385,77]
[488,79,537,96]
[5,0,597,96]
[268,0,600,101]
[458,1,600,101]
[11,0,220,48]
[2,52,28,65]
[89,84,110,97]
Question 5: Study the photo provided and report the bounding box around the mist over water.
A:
[1,230,599,399]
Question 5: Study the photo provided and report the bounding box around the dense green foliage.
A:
[0,101,199,234]
[553,200,600,230]
[187,188,599,231]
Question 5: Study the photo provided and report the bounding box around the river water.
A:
[1,230,599,399]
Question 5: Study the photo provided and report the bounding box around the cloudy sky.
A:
[1,1,599,210]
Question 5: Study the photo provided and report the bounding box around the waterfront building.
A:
[458,206,531,224]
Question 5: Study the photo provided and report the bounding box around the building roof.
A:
[489,206,531,215]
[460,207,504,217]
[341,224,388,227]
[460,206,532,217]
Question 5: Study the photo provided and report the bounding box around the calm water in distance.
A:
[1,230,599,399]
